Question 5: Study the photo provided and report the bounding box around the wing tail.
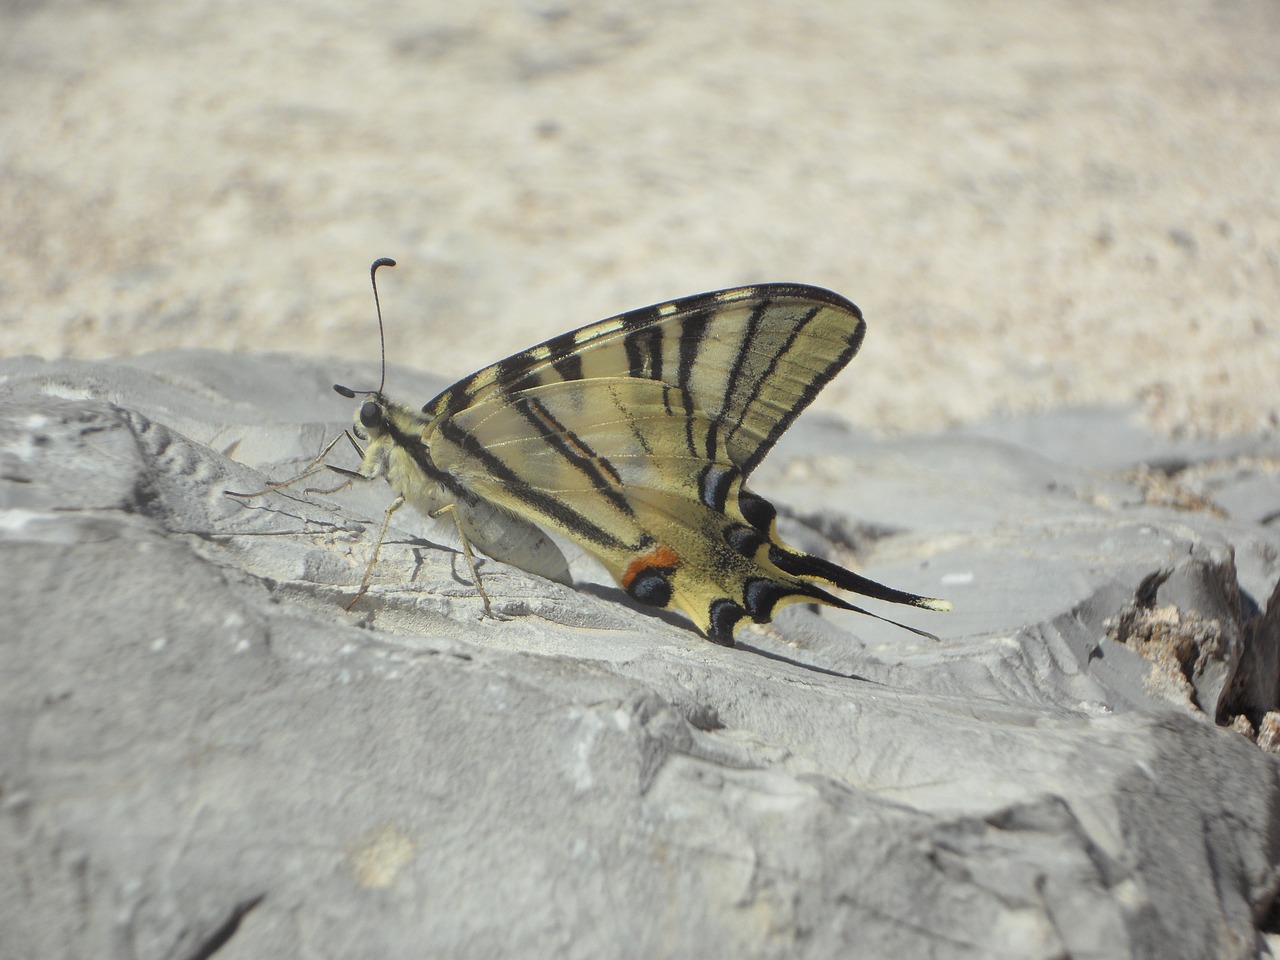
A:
[767,547,953,612]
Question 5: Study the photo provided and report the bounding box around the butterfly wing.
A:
[433,377,905,642]
[423,284,866,477]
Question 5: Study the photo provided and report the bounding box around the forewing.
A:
[422,284,865,477]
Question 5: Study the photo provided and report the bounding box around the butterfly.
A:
[251,258,950,646]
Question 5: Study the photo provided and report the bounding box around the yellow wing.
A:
[420,286,949,644]
[424,284,867,477]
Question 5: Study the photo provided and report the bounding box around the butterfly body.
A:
[341,279,950,644]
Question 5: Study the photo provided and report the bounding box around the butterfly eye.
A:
[360,401,382,429]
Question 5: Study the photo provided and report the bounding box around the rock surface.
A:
[3,352,1279,959]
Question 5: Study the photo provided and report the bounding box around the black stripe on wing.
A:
[675,306,715,458]
[511,395,635,518]
[437,417,635,552]
[739,315,865,476]
[712,298,769,465]
[547,330,584,382]
[622,311,665,381]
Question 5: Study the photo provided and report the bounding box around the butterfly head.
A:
[333,383,430,450]
[332,383,390,441]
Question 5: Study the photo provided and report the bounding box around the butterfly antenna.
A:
[334,256,396,400]
[370,257,395,395]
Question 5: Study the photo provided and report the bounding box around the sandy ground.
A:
[2,0,1277,436]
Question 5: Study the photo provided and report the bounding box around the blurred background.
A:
[2,0,1277,435]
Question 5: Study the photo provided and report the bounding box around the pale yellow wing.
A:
[423,284,866,477]
[430,372,948,644]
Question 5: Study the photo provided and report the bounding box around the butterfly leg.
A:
[310,464,367,496]
[429,503,494,619]
[225,430,363,499]
[346,494,404,610]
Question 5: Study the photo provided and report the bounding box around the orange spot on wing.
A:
[621,545,681,588]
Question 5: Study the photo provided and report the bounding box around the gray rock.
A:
[2,352,1279,959]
